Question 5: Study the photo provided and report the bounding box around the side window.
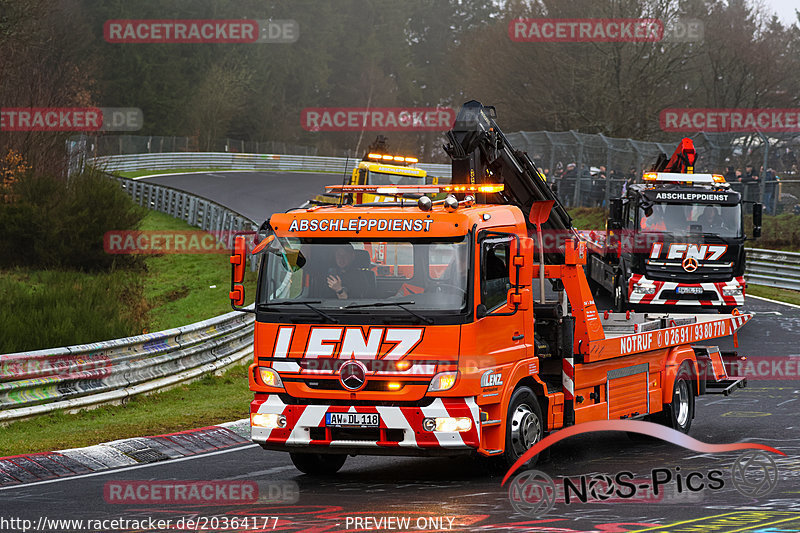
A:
[626,200,635,228]
[481,237,511,311]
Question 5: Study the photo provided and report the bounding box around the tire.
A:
[502,387,545,469]
[289,452,347,475]
[614,275,628,313]
[656,363,695,434]
[719,306,735,315]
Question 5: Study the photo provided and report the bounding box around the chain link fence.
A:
[508,131,800,213]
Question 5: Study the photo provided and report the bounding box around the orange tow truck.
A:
[229,101,750,474]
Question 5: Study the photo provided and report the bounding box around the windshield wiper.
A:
[345,300,433,324]
[259,299,339,323]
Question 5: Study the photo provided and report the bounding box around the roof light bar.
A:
[642,172,727,185]
[325,184,504,195]
[443,184,505,193]
[365,153,420,165]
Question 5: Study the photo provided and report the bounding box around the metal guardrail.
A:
[0,311,254,422]
[88,152,453,179]
[746,248,800,292]
[0,168,264,422]
[112,174,258,243]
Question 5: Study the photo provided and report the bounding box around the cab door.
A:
[468,232,531,386]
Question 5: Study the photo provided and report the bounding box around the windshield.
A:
[366,170,424,187]
[639,203,742,238]
[259,236,469,313]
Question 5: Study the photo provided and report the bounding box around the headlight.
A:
[722,287,743,296]
[251,413,286,429]
[427,371,458,392]
[422,416,472,432]
[632,284,656,295]
[259,367,283,388]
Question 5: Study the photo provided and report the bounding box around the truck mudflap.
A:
[628,274,744,307]
[251,395,481,452]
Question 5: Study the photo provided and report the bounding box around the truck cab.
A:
[586,171,763,312]
[311,150,431,206]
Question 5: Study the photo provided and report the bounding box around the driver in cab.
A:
[325,244,374,300]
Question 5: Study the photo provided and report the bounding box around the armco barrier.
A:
[112,175,257,239]
[0,166,264,422]
[746,248,800,292]
[0,310,254,422]
[88,152,452,179]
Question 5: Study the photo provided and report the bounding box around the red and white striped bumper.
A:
[628,275,744,307]
[251,395,481,453]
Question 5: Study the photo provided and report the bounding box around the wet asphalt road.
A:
[2,171,797,532]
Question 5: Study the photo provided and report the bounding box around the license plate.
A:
[325,413,379,427]
[677,286,703,295]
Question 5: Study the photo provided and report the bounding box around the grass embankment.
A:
[0,364,251,456]
[567,207,800,304]
[0,210,257,353]
[139,211,257,332]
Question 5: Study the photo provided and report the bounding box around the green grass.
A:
[568,207,606,230]
[139,211,257,332]
[115,168,237,179]
[747,284,800,306]
[0,268,147,353]
[0,364,252,456]
[0,211,257,352]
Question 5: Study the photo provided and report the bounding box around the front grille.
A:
[660,289,719,300]
[309,427,405,442]
[286,377,428,392]
[277,393,435,408]
[646,264,733,282]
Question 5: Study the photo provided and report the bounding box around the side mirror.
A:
[476,303,488,319]
[509,237,533,287]
[507,287,530,311]
[609,198,623,223]
[230,235,247,284]
[229,234,253,312]
[752,203,762,238]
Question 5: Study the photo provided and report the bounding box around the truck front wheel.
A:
[289,453,347,475]
[657,364,695,434]
[504,387,544,468]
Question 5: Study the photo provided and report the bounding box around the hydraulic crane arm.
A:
[649,137,697,173]
[443,100,576,259]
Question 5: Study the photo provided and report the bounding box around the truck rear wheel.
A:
[289,452,347,475]
[656,363,695,434]
[503,387,544,468]
[614,276,628,312]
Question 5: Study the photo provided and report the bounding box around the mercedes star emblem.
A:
[339,360,367,391]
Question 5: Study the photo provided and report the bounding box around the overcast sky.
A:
[764,0,799,25]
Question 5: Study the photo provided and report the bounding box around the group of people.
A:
[722,165,780,212]
[541,163,638,207]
